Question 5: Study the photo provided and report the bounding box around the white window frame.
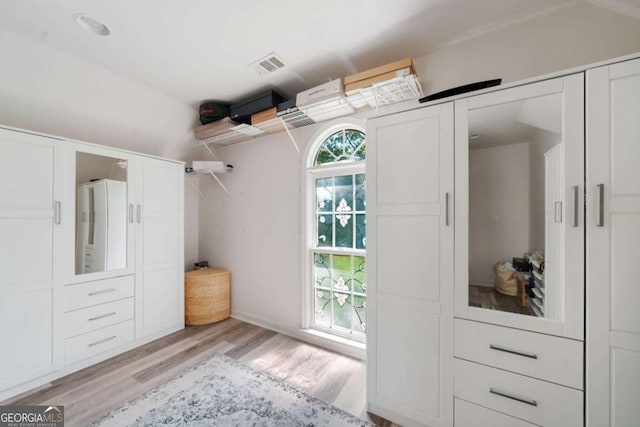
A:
[302,122,366,343]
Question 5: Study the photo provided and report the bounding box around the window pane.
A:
[353,295,366,332]
[332,254,352,292]
[356,214,366,250]
[335,175,353,210]
[355,173,366,211]
[317,214,333,247]
[353,255,366,293]
[332,292,353,330]
[316,177,333,212]
[314,289,331,326]
[314,253,332,288]
[335,214,353,248]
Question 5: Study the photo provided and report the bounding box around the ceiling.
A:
[469,93,562,149]
[0,0,634,107]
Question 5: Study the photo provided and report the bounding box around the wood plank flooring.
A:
[2,318,396,426]
[469,284,535,316]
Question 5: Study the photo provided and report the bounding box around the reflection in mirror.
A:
[467,93,563,320]
[75,152,128,275]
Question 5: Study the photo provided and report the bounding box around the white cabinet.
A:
[0,127,64,391]
[586,57,640,426]
[366,104,454,427]
[135,157,184,339]
[0,126,184,400]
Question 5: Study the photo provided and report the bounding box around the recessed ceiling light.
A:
[73,13,110,36]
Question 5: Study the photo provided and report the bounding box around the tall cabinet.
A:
[367,104,454,426]
[367,55,640,427]
[0,129,64,392]
[586,57,640,426]
[0,126,184,400]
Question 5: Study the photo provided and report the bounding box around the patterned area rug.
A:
[91,353,373,426]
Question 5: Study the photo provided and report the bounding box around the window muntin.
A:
[308,127,366,341]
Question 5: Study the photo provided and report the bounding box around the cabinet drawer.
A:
[454,359,582,427]
[64,275,134,312]
[455,398,536,427]
[65,320,134,366]
[455,319,583,389]
[64,298,134,338]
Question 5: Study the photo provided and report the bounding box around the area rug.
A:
[90,353,374,426]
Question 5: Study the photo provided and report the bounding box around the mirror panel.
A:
[467,93,563,320]
[75,152,128,275]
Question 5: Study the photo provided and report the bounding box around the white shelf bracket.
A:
[186,175,205,199]
[280,117,300,154]
[199,140,218,160]
[208,171,231,195]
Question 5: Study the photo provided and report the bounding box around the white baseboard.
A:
[230,310,365,360]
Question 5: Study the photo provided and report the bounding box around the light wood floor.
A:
[2,318,396,426]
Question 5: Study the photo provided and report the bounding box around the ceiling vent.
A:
[250,52,286,76]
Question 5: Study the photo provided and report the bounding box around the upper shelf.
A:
[195,75,423,148]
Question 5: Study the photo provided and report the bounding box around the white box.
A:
[296,79,344,108]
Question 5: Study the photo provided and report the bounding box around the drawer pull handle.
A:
[88,288,116,296]
[489,388,538,407]
[88,335,116,347]
[88,312,117,321]
[489,344,538,359]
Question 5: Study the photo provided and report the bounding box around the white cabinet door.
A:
[587,58,640,427]
[135,156,184,339]
[0,127,64,390]
[367,104,454,427]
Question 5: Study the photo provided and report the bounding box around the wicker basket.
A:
[184,269,230,326]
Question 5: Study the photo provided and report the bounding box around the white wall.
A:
[413,2,640,96]
[198,122,318,336]
[469,143,530,286]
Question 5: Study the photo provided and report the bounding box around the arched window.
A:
[305,126,366,342]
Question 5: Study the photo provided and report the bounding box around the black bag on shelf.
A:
[199,102,231,125]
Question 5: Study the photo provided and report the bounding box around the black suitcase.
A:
[230,90,287,124]
[199,102,231,125]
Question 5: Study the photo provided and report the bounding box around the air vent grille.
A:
[250,52,286,76]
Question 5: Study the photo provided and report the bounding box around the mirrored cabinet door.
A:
[72,148,134,280]
[454,74,584,340]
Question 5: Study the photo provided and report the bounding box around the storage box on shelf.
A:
[251,107,293,134]
[344,57,415,93]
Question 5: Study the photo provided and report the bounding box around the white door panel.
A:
[587,57,640,426]
[367,103,453,427]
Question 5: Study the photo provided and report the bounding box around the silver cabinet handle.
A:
[572,186,579,227]
[88,288,116,296]
[88,335,116,347]
[445,192,450,226]
[128,204,134,223]
[82,211,87,224]
[596,184,604,227]
[136,204,141,223]
[54,201,61,225]
[489,344,538,359]
[554,201,563,223]
[490,388,538,407]
[88,312,116,321]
